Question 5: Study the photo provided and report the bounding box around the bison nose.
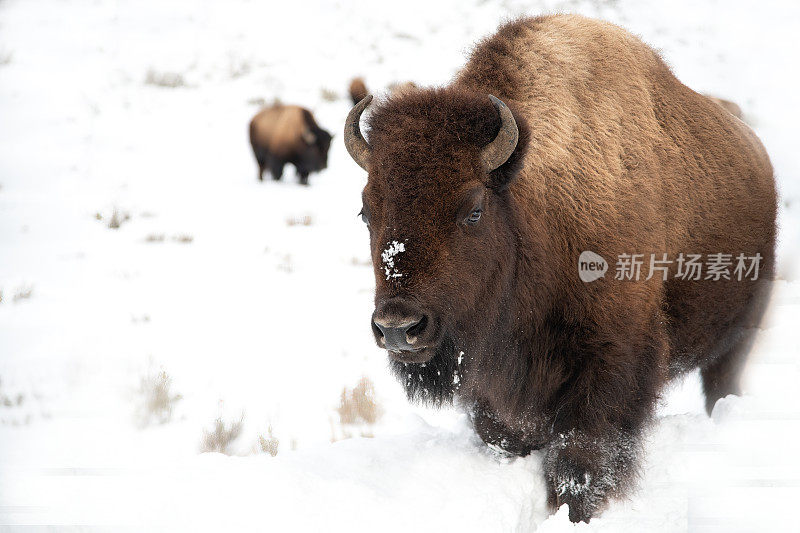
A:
[371,301,429,352]
[372,315,427,351]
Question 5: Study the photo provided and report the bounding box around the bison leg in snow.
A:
[700,278,773,414]
[297,171,309,186]
[544,429,639,523]
[540,319,666,523]
[252,148,269,181]
[269,160,284,181]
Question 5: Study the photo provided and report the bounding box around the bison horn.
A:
[344,94,373,171]
[480,95,519,172]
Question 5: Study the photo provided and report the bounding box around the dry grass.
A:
[257,424,280,457]
[320,87,339,102]
[134,370,182,428]
[12,285,33,303]
[145,68,186,88]
[144,233,193,243]
[107,209,130,229]
[0,377,30,426]
[286,215,313,227]
[1,393,24,408]
[338,377,381,425]
[247,96,267,107]
[172,234,193,244]
[96,208,131,229]
[200,414,244,454]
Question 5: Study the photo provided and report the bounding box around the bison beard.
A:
[344,14,777,524]
[389,335,460,406]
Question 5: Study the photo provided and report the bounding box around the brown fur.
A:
[349,77,368,105]
[249,104,332,184]
[356,15,777,523]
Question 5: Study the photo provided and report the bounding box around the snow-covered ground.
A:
[0,0,798,531]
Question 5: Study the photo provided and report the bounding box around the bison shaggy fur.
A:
[249,104,332,185]
[349,15,777,523]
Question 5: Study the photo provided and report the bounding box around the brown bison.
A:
[344,15,776,523]
[387,80,419,97]
[349,77,368,106]
[705,94,744,120]
[249,104,332,185]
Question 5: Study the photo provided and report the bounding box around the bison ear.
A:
[487,108,529,192]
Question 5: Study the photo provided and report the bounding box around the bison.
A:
[387,80,419,97]
[704,94,744,120]
[249,104,332,185]
[349,77,369,106]
[343,15,776,523]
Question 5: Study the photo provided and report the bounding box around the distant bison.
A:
[705,94,744,120]
[348,77,368,106]
[249,104,332,185]
[387,80,418,97]
[344,15,776,523]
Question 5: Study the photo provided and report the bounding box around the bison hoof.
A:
[547,460,599,523]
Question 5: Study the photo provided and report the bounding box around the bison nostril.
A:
[405,315,428,344]
[372,318,385,339]
[406,315,427,336]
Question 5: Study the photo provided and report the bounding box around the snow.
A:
[0,0,798,531]
[381,240,406,280]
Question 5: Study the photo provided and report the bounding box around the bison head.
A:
[345,89,529,401]
[303,126,332,172]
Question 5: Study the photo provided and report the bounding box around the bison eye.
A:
[466,209,482,225]
[358,209,370,226]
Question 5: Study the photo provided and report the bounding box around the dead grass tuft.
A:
[144,233,193,243]
[145,69,186,88]
[286,215,313,227]
[200,413,244,454]
[257,424,280,457]
[96,208,131,229]
[320,87,339,102]
[108,209,130,229]
[12,285,33,303]
[333,376,383,440]
[134,370,182,427]
[247,96,267,107]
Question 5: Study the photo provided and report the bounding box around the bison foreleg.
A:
[470,401,536,457]
[544,428,639,523]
